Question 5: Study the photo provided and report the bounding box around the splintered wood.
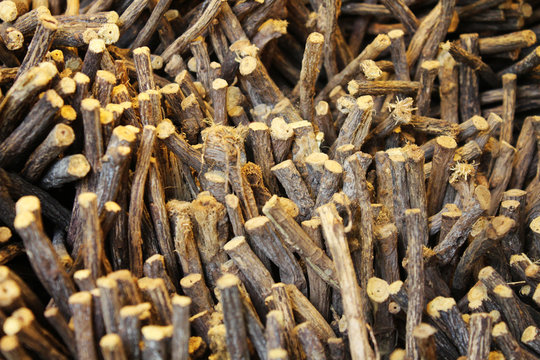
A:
[1,0,540,359]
